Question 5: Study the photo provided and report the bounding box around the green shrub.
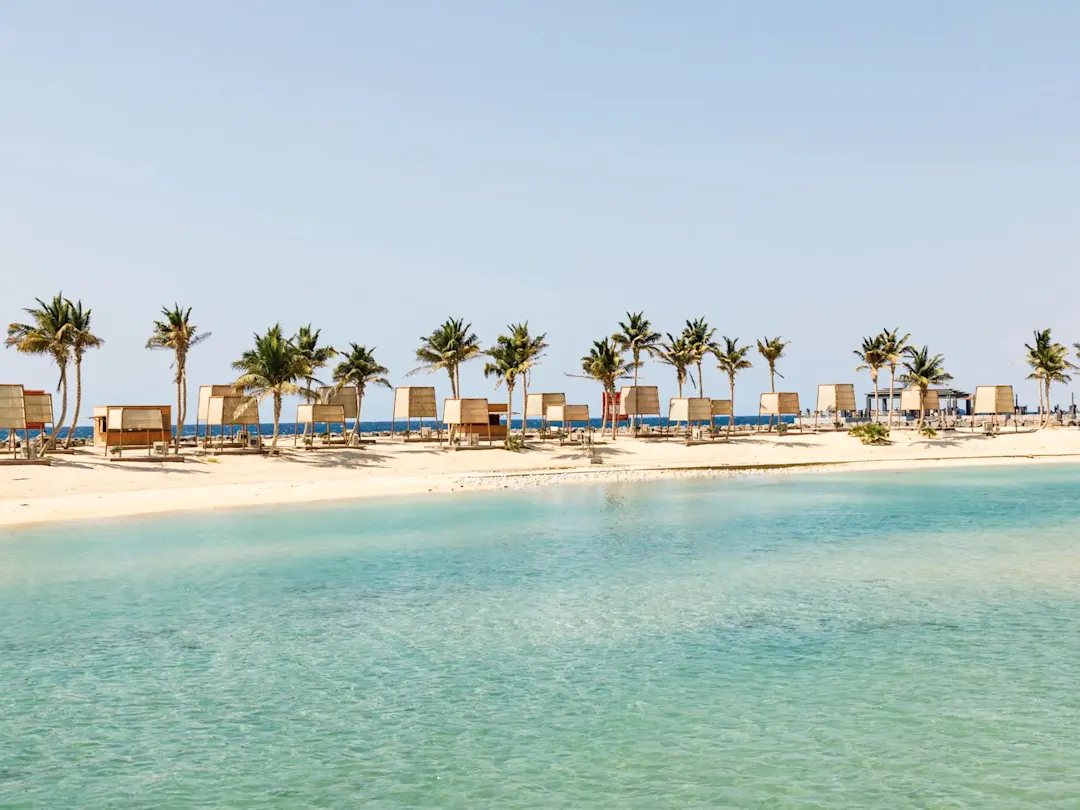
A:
[504,435,525,453]
[848,423,890,445]
[918,425,938,438]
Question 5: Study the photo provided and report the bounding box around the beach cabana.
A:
[104,406,177,460]
[390,387,440,439]
[758,392,803,432]
[971,385,1016,432]
[526,392,566,436]
[442,398,493,447]
[899,389,940,419]
[205,395,263,451]
[711,399,734,433]
[294,403,347,448]
[815,384,857,427]
[0,384,52,464]
[618,386,661,434]
[317,386,359,420]
[546,404,590,442]
[196,385,237,442]
[668,397,714,440]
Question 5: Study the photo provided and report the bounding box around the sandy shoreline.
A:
[4,429,1080,529]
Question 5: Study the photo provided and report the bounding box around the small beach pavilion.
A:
[815,384,857,427]
[618,386,660,434]
[865,387,970,418]
[668,397,714,440]
[390,387,440,439]
[526,392,566,436]
[545,403,590,441]
[196,385,237,442]
[971,385,1016,431]
[442,398,494,447]
[204,395,262,451]
[0,384,54,463]
[758,392,803,432]
[99,406,178,460]
[294,403,348,447]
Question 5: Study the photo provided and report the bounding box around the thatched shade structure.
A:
[104,406,173,459]
[757,392,803,432]
[0,384,27,432]
[23,392,54,430]
[972,385,1014,415]
[546,404,589,429]
[391,387,439,437]
[899,389,940,412]
[94,405,171,450]
[526,392,565,433]
[618,386,660,435]
[816,384,856,414]
[668,397,714,439]
[711,399,733,418]
[206,396,262,450]
[971,385,1015,431]
[317,386,359,420]
[295,404,347,447]
[196,385,237,440]
[443,398,493,445]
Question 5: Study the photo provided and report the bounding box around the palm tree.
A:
[409,317,482,398]
[510,322,548,438]
[682,317,718,397]
[63,299,103,449]
[879,328,910,428]
[294,325,337,441]
[576,338,630,439]
[484,331,528,447]
[756,336,789,392]
[613,312,661,429]
[715,337,752,438]
[1021,329,1074,427]
[853,335,887,420]
[1025,329,1052,424]
[6,295,72,449]
[147,304,211,452]
[899,345,953,426]
[656,333,697,397]
[232,325,313,450]
[332,344,390,442]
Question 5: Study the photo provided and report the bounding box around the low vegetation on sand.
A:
[849,423,890,445]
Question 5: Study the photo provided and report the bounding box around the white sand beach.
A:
[4,428,1080,529]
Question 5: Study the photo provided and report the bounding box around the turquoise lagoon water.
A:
[2,466,1080,808]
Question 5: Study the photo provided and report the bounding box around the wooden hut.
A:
[294,403,347,448]
[668,397,714,440]
[526,392,566,436]
[971,385,1015,431]
[205,395,262,451]
[815,384,857,427]
[757,392,803,432]
[442,398,494,447]
[618,386,661,434]
[102,406,177,460]
[390,387,440,439]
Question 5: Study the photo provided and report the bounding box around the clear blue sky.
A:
[3,1,1079,420]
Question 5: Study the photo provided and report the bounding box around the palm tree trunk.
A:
[631,350,640,430]
[919,388,926,427]
[1045,380,1053,428]
[176,357,186,454]
[677,376,683,398]
[870,370,878,420]
[520,378,528,439]
[352,390,363,442]
[728,376,735,438]
[272,392,282,449]
[697,362,704,398]
[1036,379,1045,428]
[888,365,896,428]
[65,354,83,449]
[506,385,514,448]
[768,366,776,430]
[448,366,457,399]
[607,385,616,441]
[600,387,608,436]
[49,362,69,451]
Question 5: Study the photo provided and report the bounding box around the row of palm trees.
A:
[5,294,103,449]
[7,298,1075,452]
